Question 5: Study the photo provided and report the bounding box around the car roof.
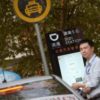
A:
[0,75,85,100]
[0,75,52,89]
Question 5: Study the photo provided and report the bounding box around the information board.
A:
[58,52,85,86]
[45,28,85,85]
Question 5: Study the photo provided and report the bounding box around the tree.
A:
[42,0,100,54]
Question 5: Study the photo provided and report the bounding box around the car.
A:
[25,0,42,16]
[0,75,85,100]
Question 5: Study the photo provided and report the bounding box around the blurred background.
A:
[0,0,100,78]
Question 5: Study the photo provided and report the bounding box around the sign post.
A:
[34,23,49,75]
[13,0,51,75]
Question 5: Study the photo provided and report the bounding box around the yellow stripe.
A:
[0,85,23,93]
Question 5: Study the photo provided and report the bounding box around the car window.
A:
[0,78,78,100]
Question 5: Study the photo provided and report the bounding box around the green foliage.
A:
[43,0,100,54]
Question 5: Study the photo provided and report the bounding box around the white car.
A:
[0,75,85,100]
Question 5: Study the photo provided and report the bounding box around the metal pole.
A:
[34,23,49,75]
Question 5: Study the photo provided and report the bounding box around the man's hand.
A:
[82,86,91,93]
[72,83,85,90]
[72,83,91,94]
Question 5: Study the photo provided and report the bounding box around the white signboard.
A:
[29,94,78,100]
[58,52,85,86]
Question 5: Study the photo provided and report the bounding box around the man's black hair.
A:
[79,39,94,47]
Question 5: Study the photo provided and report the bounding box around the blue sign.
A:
[0,70,21,83]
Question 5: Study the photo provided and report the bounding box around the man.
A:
[72,39,100,100]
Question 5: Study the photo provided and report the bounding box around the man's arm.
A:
[85,60,100,89]
[72,83,91,94]
[72,83,85,89]
[83,59,100,93]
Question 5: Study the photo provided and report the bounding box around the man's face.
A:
[79,43,94,60]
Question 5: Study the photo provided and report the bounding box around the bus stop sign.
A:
[13,0,51,23]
